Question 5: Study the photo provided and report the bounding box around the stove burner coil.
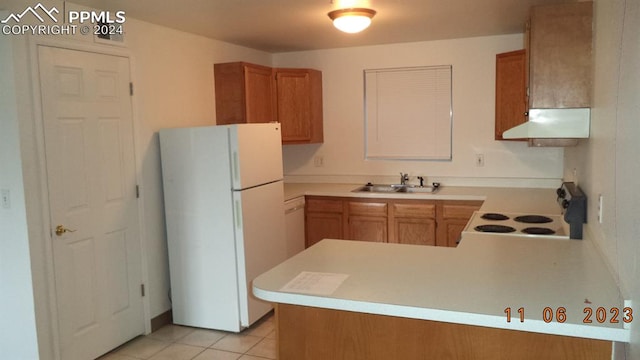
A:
[514,215,553,224]
[522,227,556,235]
[474,225,516,233]
[480,213,510,221]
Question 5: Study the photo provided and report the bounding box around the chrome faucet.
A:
[400,172,409,185]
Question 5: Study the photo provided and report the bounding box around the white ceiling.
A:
[70,0,574,53]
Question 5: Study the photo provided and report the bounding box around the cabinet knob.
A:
[523,111,529,116]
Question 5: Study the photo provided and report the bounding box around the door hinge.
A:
[129,82,134,96]
[136,185,140,198]
[141,284,145,297]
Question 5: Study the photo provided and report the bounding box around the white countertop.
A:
[256,183,630,342]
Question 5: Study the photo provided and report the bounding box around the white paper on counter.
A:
[279,271,349,295]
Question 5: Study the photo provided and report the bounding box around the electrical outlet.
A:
[314,156,324,167]
[598,194,603,223]
[475,154,485,167]
[1,189,10,209]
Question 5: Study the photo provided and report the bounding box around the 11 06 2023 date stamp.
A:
[504,306,634,324]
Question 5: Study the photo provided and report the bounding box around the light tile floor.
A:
[99,313,276,360]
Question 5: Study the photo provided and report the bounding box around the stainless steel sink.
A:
[352,183,440,194]
[396,185,439,193]
[354,184,400,193]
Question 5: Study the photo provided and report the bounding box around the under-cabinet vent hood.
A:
[502,108,590,139]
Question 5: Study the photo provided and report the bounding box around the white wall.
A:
[564,0,640,357]
[275,35,564,187]
[0,29,40,360]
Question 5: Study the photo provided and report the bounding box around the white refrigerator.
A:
[159,123,286,332]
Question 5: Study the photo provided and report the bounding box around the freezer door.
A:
[233,180,286,327]
[229,123,284,190]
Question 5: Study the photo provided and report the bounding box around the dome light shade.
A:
[327,8,376,33]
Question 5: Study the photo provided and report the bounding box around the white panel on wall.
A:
[364,66,452,160]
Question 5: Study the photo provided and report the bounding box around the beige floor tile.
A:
[246,338,276,359]
[192,348,243,360]
[115,337,169,359]
[98,352,139,360]
[242,319,274,337]
[238,355,271,360]
[149,324,195,342]
[211,334,262,353]
[177,328,228,347]
[148,343,205,360]
[265,330,276,340]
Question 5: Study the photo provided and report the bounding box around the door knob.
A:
[55,225,76,236]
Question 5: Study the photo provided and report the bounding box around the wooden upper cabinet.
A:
[214,62,324,144]
[275,68,324,144]
[528,2,593,108]
[494,2,592,141]
[495,50,527,141]
[214,62,275,125]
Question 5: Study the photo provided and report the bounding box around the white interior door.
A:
[38,46,144,360]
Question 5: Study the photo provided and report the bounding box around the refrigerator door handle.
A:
[234,199,242,228]
[232,151,240,183]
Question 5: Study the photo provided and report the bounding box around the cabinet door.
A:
[276,69,324,144]
[214,62,275,124]
[529,2,592,108]
[442,219,468,247]
[305,197,344,248]
[436,201,482,247]
[244,65,276,123]
[347,216,387,243]
[276,70,312,141]
[390,201,437,245]
[392,218,437,246]
[347,201,388,242]
[305,212,343,248]
[495,50,527,141]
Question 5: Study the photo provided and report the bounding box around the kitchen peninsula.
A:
[254,185,630,359]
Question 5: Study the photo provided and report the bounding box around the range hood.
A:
[502,108,590,139]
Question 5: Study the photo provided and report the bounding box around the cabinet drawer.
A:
[348,202,388,216]
[441,202,483,219]
[392,203,436,218]
[306,197,343,213]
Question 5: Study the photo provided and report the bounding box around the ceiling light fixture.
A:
[327,8,376,33]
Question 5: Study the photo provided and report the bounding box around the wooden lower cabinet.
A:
[305,197,344,248]
[437,200,483,247]
[390,202,436,246]
[276,304,612,360]
[346,201,388,242]
[305,196,482,248]
[440,219,469,247]
[306,212,343,248]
